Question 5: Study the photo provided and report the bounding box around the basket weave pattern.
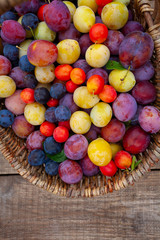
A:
[0,0,160,197]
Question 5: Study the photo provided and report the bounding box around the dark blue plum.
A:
[43,156,51,164]
[0,11,17,24]
[55,105,71,121]
[19,55,35,72]
[0,109,14,128]
[50,83,66,100]
[45,160,59,176]
[28,149,45,166]
[22,13,39,30]
[45,107,57,123]
[34,87,50,104]
[44,137,62,155]
[3,44,19,61]
[24,74,38,89]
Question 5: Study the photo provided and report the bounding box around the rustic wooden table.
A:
[0,152,160,240]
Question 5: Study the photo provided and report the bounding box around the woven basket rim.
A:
[0,0,160,198]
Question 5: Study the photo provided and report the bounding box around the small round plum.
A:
[70,111,91,134]
[88,138,112,166]
[113,93,137,122]
[57,39,80,64]
[101,118,125,143]
[114,150,132,169]
[1,20,26,44]
[138,106,160,134]
[89,23,108,44]
[12,115,34,138]
[99,85,117,103]
[109,69,136,92]
[64,134,88,160]
[0,76,16,98]
[43,137,62,155]
[45,161,59,176]
[101,2,128,30]
[34,22,56,42]
[131,81,156,105]
[59,160,83,184]
[35,64,55,83]
[87,75,104,95]
[5,90,26,115]
[28,149,45,166]
[100,160,117,177]
[73,86,100,109]
[0,109,14,128]
[73,6,95,33]
[119,31,154,69]
[90,102,112,127]
[27,40,58,67]
[53,126,69,143]
[123,125,150,154]
[43,0,71,32]
[26,130,46,151]
[85,44,110,68]
[24,102,46,126]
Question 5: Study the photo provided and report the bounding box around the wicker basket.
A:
[0,0,160,198]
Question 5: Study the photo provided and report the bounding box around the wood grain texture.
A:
[0,172,160,240]
[0,152,17,174]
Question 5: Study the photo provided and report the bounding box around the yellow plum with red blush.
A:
[114,150,132,169]
[27,40,58,67]
[87,75,104,95]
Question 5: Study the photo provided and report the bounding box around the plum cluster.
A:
[0,0,160,185]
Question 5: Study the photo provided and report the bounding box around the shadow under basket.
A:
[0,0,160,198]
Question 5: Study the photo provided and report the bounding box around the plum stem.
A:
[120,66,131,82]
[16,46,27,52]
[28,26,35,39]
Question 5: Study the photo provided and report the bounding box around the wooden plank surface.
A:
[0,152,17,174]
[0,171,160,240]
